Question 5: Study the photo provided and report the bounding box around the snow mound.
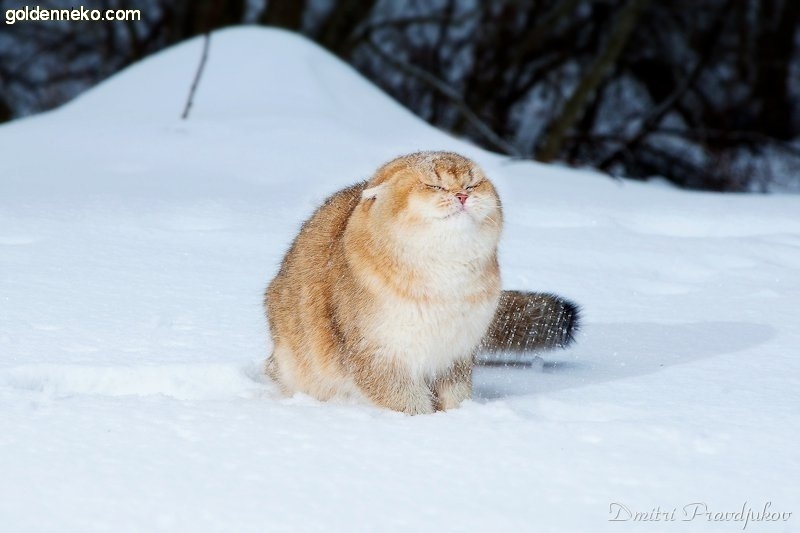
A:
[0,27,468,200]
[60,27,428,132]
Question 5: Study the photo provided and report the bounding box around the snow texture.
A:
[1,28,798,532]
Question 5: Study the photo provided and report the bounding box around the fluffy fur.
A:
[265,151,578,414]
[481,291,579,354]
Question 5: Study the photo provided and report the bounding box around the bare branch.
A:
[509,0,584,66]
[350,11,477,46]
[598,0,734,171]
[365,38,522,157]
[181,32,210,120]
[536,0,651,163]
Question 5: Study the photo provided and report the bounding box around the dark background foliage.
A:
[2,0,799,191]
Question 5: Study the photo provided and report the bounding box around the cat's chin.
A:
[435,213,472,227]
[437,208,486,225]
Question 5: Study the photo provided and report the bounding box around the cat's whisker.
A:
[483,215,501,228]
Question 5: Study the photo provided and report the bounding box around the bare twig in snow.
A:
[181,32,211,120]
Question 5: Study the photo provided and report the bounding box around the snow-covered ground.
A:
[1,28,798,532]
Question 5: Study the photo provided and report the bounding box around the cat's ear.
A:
[361,183,386,202]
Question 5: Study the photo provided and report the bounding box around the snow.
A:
[1,27,799,532]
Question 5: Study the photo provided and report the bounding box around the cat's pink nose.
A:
[455,193,469,205]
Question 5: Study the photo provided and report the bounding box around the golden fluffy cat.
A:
[265,151,578,414]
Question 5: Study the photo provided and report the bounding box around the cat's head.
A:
[360,152,502,237]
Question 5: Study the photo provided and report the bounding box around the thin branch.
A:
[509,0,584,66]
[365,38,522,157]
[181,32,210,120]
[350,11,477,46]
[536,0,651,162]
[597,0,734,171]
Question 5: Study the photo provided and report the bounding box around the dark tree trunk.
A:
[536,0,651,163]
[752,0,798,140]
[317,0,377,58]
[166,0,246,42]
[261,0,306,31]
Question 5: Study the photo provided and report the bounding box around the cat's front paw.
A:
[402,398,435,416]
[390,386,435,415]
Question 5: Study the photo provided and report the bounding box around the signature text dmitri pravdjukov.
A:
[609,501,791,530]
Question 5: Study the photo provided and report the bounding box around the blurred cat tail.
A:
[480,290,580,354]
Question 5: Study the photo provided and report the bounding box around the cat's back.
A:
[270,182,365,281]
[266,182,366,321]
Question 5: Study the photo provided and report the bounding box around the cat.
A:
[265,151,578,414]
